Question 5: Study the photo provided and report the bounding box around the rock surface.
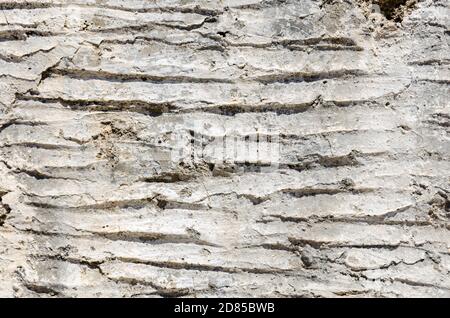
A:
[0,0,449,297]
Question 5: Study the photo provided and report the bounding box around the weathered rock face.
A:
[0,0,449,298]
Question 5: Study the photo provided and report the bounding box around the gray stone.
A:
[0,0,448,297]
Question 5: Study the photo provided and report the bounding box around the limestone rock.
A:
[0,0,449,297]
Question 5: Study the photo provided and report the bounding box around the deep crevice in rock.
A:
[0,193,12,227]
[361,0,418,21]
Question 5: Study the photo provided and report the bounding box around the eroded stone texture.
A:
[0,0,449,297]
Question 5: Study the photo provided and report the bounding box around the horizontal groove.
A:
[0,2,56,10]
[0,120,48,133]
[96,36,216,50]
[281,186,374,198]
[0,47,56,63]
[22,181,383,212]
[0,29,58,42]
[0,2,221,16]
[24,196,209,212]
[206,35,364,51]
[48,68,234,84]
[16,225,220,247]
[393,278,450,291]
[115,257,297,275]
[266,213,433,228]
[22,283,60,296]
[183,99,388,116]
[94,16,215,34]
[16,95,178,116]
[408,59,450,66]
[288,238,405,250]
[105,276,192,298]
[253,69,367,84]
[24,197,158,210]
[96,34,363,52]
[18,96,376,117]
[37,253,297,276]
[1,142,75,150]
[48,68,367,85]
[92,231,220,247]
[12,167,67,180]
[188,101,315,116]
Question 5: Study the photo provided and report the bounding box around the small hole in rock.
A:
[361,0,417,22]
[217,31,230,37]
